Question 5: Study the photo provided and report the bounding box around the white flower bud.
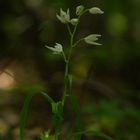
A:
[89,7,104,14]
[76,5,84,15]
[70,18,79,26]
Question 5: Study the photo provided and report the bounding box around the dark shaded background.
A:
[0,0,140,140]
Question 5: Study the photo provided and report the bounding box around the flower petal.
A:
[85,40,102,45]
[56,14,65,23]
[66,9,70,21]
[55,43,63,52]
[45,45,56,52]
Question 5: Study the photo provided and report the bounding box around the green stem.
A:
[73,38,84,47]
[62,8,89,109]
[62,22,79,105]
[62,61,68,105]
[67,24,72,36]
[62,51,67,63]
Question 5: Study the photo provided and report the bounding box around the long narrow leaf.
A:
[19,91,54,140]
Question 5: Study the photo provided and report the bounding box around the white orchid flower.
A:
[70,18,79,26]
[84,34,102,45]
[89,7,104,14]
[45,43,63,54]
[76,5,84,15]
[56,8,70,24]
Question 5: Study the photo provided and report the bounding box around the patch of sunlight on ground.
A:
[0,69,15,89]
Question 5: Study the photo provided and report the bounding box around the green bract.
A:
[89,7,104,14]
[56,8,70,24]
[45,43,63,54]
[76,5,84,15]
[84,34,102,45]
